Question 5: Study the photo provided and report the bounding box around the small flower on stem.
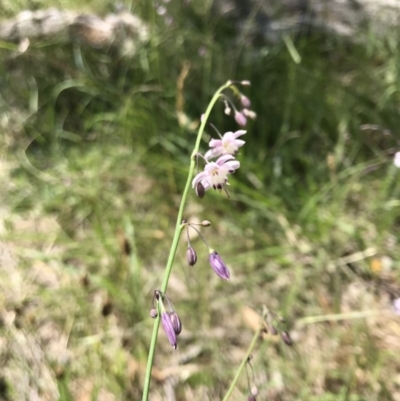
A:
[209,250,230,280]
[281,330,293,346]
[240,95,251,109]
[235,111,247,127]
[161,311,178,349]
[243,108,257,120]
[204,130,246,160]
[192,155,240,193]
[186,246,197,266]
[169,311,182,335]
[149,308,158,319]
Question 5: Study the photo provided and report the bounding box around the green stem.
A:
[221,325,263,401]
[141,81,232,401]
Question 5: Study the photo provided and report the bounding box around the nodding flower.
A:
[209,250,230,280]
[204,130,246,160]
[161,311,177,349]
[192,155,240,193]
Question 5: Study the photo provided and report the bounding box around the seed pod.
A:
[186,246,197,266]
[149,308,158,319]
[169,311,182,335]
[281,331,293,346]
[195,182,205,198]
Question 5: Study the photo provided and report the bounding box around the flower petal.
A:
[232,130,246,139]
[192,172,206,188]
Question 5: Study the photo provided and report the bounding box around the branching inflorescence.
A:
[142,80,257,401]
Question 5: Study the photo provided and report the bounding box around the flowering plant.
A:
[142,81,262,401]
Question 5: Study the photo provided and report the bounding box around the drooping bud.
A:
[268,324,278,335]
[186,246,197,266]
[209,251,230,280]
[196,182,206,198]
[201,220,211,227]
[169,311,182,335]
[243,108,257,120]
[224,106,232,115]
[161,311,177,349]
[281,331,293,346]
[235,111,247,127]
[240,95,251,108]
[240,80,251,86]
[149,308,158,319]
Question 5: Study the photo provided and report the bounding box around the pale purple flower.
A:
[394,152,400,168]
[235,111,247,127]
[209,251,230,280]
[169,311,182,335]
[240,95,251,108]
[192,155,240,192]
[204,130,246,160]
[161,311,177,349]
[186,246,197,266]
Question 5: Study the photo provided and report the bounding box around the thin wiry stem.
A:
[141,81,232,401]
[221,319,265,401]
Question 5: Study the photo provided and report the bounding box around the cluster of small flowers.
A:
[152,80,254,349]
[192,80,255,197]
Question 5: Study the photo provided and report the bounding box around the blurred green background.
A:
[1,1,400,400]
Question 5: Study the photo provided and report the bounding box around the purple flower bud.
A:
[247,396,256,401]
[169,311,182,335]
[149,308,158,319]
[240,95,251,108]
[161,311,177,349]
[186,246,197,266]
[281,330,293,346]
[268,324,278,335]
[209,251,230,280]
[235,111,247,127]
[195,182,205,198]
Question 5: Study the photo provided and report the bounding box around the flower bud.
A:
[240,95,251,108]
[149,308,158,319]
[224,106,231,115]
[209,251,230,280]
[268,324,278,335]
[281,330,293,346]
[201,220,211,227]
[161,311,177,349]
[247,396,256,401]
[235,111,247,127]
[240,80,251,86]
[186,246,197,266]
[196,182,205,198]
[243,108,257,120]
[169,311,182,335]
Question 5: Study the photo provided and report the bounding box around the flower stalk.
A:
[141,81,233,401]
